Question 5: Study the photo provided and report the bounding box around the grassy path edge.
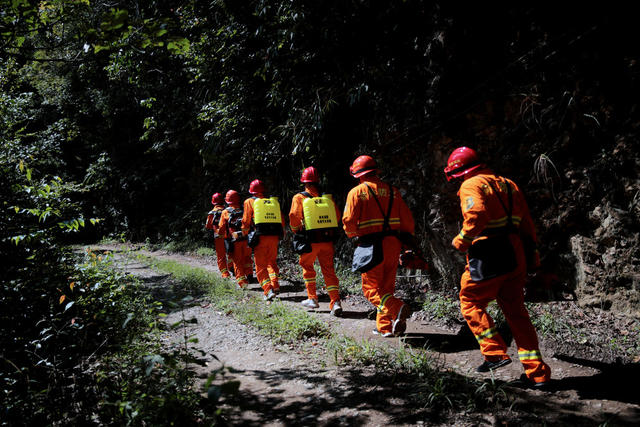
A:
[135,251,527,421]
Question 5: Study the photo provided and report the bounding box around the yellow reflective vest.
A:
[254,197,282,224]
[303,194,338,230]
[253,197,284,236]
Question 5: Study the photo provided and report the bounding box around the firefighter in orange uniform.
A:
[444,146,551,387]
[242,179,285,301]
[342,155,414,337]
[289,167,343,316]
[218,190,251,288]
[205,192,233,278]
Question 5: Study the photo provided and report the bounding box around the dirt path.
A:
[105,245,640,426]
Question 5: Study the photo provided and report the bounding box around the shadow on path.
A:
[215,362,640,426]
[549,354,640,405]
[403,331,478,352]
[277,295,307,303]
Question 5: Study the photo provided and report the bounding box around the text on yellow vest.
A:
[253,197,282,224]
[303,195,338,230]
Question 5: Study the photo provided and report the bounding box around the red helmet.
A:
[211,192,224,205]
[350,155,377,178]
[249,179,265,195]
[444,147,484,181]
[225,190,240,205]
[300,166,319,183]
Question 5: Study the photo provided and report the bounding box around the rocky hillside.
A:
[376,5,640,316]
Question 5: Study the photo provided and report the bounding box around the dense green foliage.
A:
[0,243,220,424]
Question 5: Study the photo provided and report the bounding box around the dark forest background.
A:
[3,1,639,316]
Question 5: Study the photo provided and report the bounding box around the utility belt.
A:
[248,224,283,250]
[352,229,409,274]
[304,227,339,243]
[224,231,247,254]
[468,229,518,282]
[357,229,408,246]
[254,223,283,237]
[479,225,519,238]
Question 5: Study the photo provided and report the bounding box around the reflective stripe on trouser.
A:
[214,237,230,277]
[268,268,280,290]
[229,240,251,287]
[517,349,548,380]
[303,276,317,300]
[254,235,280,295]
[361,236,404,334]
[459,235,551,383]
[299,242,340,308]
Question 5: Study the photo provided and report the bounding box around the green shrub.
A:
[195,246,215,257]
[422,292,459,321]
[335,263,363,297]
[234,299,332,344]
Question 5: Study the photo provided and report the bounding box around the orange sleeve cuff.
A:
[452,233,471,252]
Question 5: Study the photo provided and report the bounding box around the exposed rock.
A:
[569,200,640,316]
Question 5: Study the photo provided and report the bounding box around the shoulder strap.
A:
[296,192,312,232]
[365,183,394,231]
[386,186,394,231]
[485,178,513,227]
[227,206,242,216]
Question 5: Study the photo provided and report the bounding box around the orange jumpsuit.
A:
[453,169,551,384]
[218,205,251,288]
[289,186,341,309]
[206,205,232,278]
[343,176,415,334]
[242,194,285,296]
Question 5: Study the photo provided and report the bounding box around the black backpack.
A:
[211,209,223,225]
[226,207,244,231]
